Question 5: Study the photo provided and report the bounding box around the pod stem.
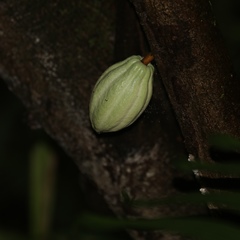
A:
[141,53,154,65]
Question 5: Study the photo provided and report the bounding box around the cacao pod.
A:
[89,55,154,133]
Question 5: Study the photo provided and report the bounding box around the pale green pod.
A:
[89,55,154,133]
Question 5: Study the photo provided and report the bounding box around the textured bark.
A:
[130,0,240,168]
[1,0,238,239]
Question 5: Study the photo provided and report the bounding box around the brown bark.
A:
[130,0,240,168]
[1,0,238,239]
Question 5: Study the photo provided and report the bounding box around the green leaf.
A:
[29,142,57,240]
[208,134,240,152]
[78,213,240,240]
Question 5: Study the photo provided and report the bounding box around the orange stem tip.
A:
[141,53,154,65]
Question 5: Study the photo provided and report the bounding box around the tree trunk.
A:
[131,0,240,166]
